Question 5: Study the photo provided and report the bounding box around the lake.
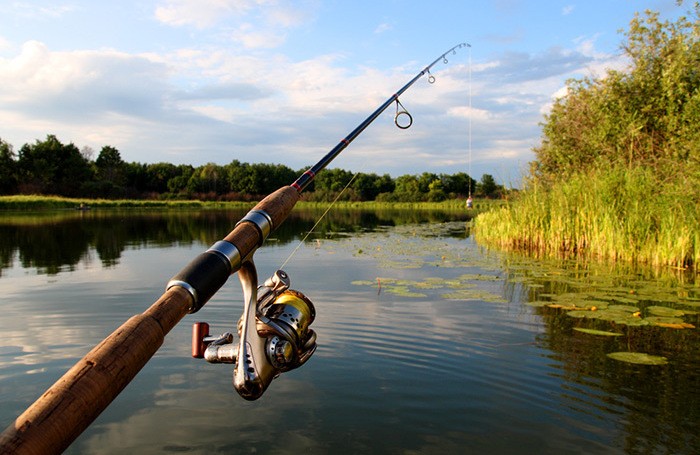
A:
[0,208,698,454]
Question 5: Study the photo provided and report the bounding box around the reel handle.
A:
[192,322,210,358]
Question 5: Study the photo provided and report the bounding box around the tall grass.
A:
[473,166,699,270]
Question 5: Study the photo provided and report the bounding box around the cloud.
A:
[154,0,253,28]
[0,35,12,52]
[154,0,317,31]
[0,41,168,119]
[0,4,628,185]
[154,0,319,49]
[228,23,288,49]
[484,47,592,83]
[562,5,575,15]
[176,82,268,101]
[10,2,78,20]
[374,23,393,34]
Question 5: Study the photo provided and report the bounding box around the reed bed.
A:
[473,166,699,270]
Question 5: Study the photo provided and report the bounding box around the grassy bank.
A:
[0,195,253,210]
[297,198,500,212]
[473,166,699,270]
[0,194,500,212]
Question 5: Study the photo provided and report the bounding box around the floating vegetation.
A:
[567,310,602,319]
[441,290,508,303]
[352,275,505,303]
[644,317,696,329]
[606,352,669,365]
[646,306,686,318]
[607,304,640,313]
[573,328,623,337]
[334,221,698,335]
[340,221,510,304]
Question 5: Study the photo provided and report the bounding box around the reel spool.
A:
[258,289,317,371]
[192,269,317,400]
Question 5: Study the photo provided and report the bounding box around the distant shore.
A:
[0,194,499,212]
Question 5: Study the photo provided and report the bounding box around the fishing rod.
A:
[292,42,470,192]
[0,42,469,455]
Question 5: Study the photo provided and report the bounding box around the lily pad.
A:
[646,306,685,317]
[441,289,507,303]
[644,316,695,329]
[458,273,501,282]
[384,286,427,298]
[607,304,640,313]
[573,328,623,337]
[610,296,641,305]
[606,352,668,365]
[567,310,602,319]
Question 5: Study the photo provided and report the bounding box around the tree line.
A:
[0,135,506,202]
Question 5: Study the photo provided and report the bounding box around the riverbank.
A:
[473,166,699,271]
[0,194,500,212]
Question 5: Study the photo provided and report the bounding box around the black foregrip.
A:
[168,251,231,313]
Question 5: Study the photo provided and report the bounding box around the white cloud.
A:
[562,5,575,15]
[0,41,168,117]
[10,2,78,20]
[228,23,287,49]
[374,23,393,34]
[0,2,637,182]
[0,35,11,51]
[154,0,253,28]
[448,105,491,121]
[154,0,316,31]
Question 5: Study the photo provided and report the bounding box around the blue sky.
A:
[0,0,686,185]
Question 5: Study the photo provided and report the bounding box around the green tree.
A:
[394,175,422,201]
[167,165,195,195]
[417,172,439,194]
[427,179,447,201]
[249,162,296,195]
[477,174,499,198]
[17,135,92,196]
[375,173,395,195]
[92,146,127,197]
[533,6,700,183]
[95,146,125,182]
[352,173,385,201]
[226,160,254,194]
[441,172,475,196]
[144,162,179,194]
[0,138,18,194]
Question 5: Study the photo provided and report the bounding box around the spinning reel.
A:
[191,264,317,400]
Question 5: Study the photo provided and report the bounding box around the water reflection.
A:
[0,211,697,454]
[501,256,699,455]
[0,208,470,275]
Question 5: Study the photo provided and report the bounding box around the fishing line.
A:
[278,172,359,271]
[467,44,473,197]
[280,43,472,269]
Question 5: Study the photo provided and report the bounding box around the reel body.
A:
[192,268,317,400]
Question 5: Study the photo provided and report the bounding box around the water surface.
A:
[0,209,697,454]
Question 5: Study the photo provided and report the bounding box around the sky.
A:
[0,0,688,186]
